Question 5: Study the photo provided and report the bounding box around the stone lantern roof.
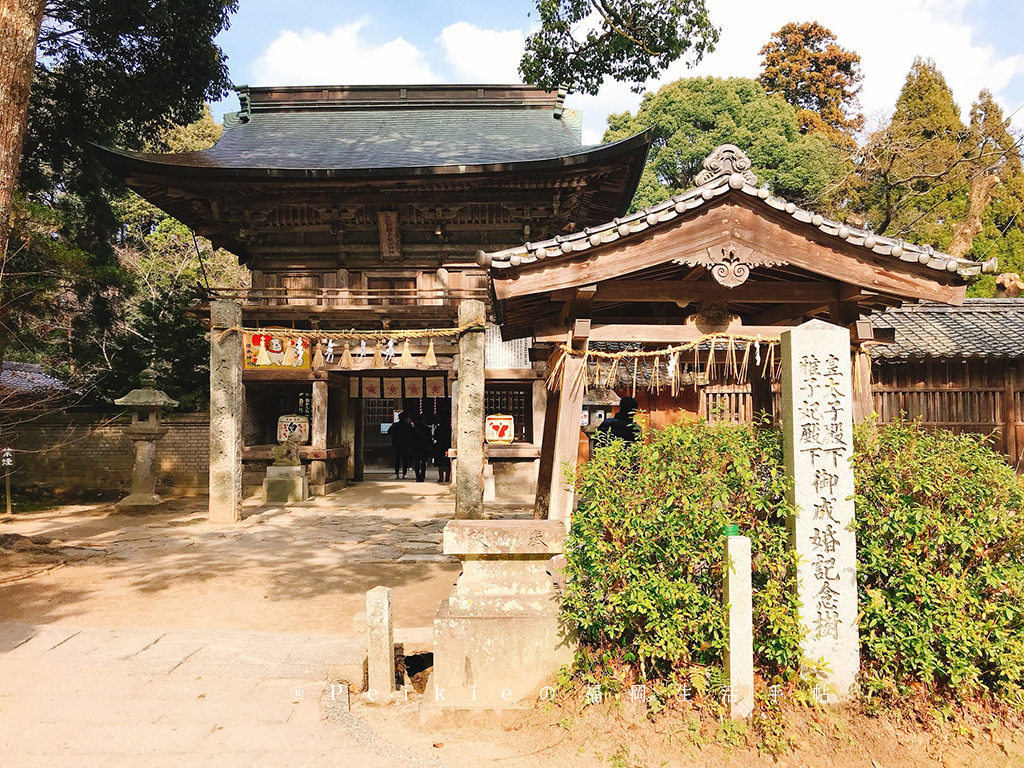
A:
[114,368,179,409]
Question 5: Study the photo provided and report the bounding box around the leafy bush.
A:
[853,420,1024,704]
[563,419,802,687]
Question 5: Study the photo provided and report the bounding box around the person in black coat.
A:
[432,419,452,483]
[409,414,433,482]
[596,397,641,444]
[387,412,414,478]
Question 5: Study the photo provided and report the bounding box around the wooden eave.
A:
[92,130,651,261]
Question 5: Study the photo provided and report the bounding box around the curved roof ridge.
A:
[480,144,998,281]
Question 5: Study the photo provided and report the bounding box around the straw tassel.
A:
[423,338,437,367]
[371,341,384,368]
[398,338,414,367]
[339,343,353,369]
[312,340,325,369]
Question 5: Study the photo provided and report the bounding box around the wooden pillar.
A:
[338,382,356,481]
[209,299,243,523]
[353,390,365,482]
[548,354,586,527]
[851,348,875,425]
[310,378,328,491]
[1003,364,1018,464]
[533,388,561,519]
[455,299,486,518]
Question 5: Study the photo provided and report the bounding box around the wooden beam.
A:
[752,303,828,326]
[592,281,839,304]
[533,388,561,519]
[533,323,791,343]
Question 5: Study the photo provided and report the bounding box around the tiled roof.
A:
[109,108,596,171]
[480,144,997,281]
[1,362,65,392]
[96,85,654,173]
[870,299,1024,360]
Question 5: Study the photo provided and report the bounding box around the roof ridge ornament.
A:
[694,144,758,187]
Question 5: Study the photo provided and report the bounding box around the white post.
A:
[781,320,860,701]
[723,533,754,720]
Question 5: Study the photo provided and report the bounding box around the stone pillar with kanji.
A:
[781,320,860,701]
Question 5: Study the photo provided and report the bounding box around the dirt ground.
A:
[0,488,463,635]
[360,690,1024,768]
[2,485,1022,767]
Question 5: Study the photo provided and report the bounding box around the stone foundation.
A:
[425,520,573,710]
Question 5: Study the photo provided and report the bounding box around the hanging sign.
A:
[276,415,310,444]
[245,331,312,370]
[485,414,515,444]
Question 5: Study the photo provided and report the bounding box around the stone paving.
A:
[0,477,531,766]
[0,622,447,767]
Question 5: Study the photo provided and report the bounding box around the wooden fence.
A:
[696,359,1023,468]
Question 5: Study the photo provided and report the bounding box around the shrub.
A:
[853,419,1024,704]
[563,418,802,687]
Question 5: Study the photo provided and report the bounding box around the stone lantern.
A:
[114,367,178,508]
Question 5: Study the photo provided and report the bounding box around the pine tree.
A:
[860,58,971,243]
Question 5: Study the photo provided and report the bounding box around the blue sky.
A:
[209,0,1024,144]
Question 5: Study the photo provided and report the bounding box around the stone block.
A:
[262,466,309,504]
[366,586,395,698]
[427,520,573,710]
[781,320,860,701]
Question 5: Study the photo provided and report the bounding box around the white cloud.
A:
[567,0,1024,143]
[251,19,439,86]
[246,5,1024,145]
[439,22,526,83]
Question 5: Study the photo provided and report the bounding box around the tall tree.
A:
[0,0,46,267]
[859,58,971,242]
[0,0,237,391]
[758,21,863,147]
[519,0,719,95]
[604,76,849,211]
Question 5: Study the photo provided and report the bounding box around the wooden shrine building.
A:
[484,144,995,521]
[97,84,653,517]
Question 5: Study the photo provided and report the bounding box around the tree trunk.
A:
[948,173,1000,259]
[0,0,46,267]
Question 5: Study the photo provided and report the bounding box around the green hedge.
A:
[563,419,801,686]
[853,420,1024,704]
[563,417,1024,706]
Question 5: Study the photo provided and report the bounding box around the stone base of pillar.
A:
[116,493,164,508]
[424,520,573,710]
[263,465,309,504]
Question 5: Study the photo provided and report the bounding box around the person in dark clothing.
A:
[596,396,641,444]
[387,412,414,479]
[432,419,452,483]
[409,415,433,482]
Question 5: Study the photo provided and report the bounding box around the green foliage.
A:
[520,0,719,95]
[859,58,970,242]
[22,0,236,202]
[853,419,1024,704]
[562,419,802,688]
[604,77,848,211]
